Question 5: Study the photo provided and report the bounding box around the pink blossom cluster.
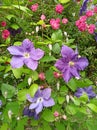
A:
[31,3,38,12]
[1,21,6,27]
[50,18,60,30]
[55,4,64,14]
[76,8,97,34]
[50,18,68,30]
[2,29,10,39]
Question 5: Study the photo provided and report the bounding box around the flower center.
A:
[38,97,43,103]
[69,61,75,66]
[24,52,30,58]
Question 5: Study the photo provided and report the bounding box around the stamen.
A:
[69,61,75,66]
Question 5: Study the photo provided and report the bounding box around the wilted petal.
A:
[61,45,74,58]
[35,103,43,114]
[31,48,44,60]
[43,98,55,107]
[29,102,39,110]
[75,57,89,70]
[7,46,23,56]
[22,39,34,52]
[10,56,24,68]
[24,58,38,70]
[42,88,51,99]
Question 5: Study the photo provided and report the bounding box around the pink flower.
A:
[38,72,45,80]
[87,24,96,34]
[62,18,68,24]
[2,29,10,39]
[54,111,59,117]
[40,14,46,20]
[93,6,97,13]
[86,10,94,17]
[55,4,64,14]
[79,15,87,22]
[50,18,60,30]
[78,22,87,32]
[31,3,38,12]
[1,21,6,27]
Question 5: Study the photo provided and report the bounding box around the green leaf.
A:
[40,55,56,62]
[66,105,78,115]
[86,120,97,130]
[11,24,19,30]
[0,123,8,130]
[42,109,55,122]
[58,97,65,104]
[55,122,65,130]
[12,68,23,79]
[6,102,19,115]
[67,78,77,91]
[17,89,29,101]
[87,103,97,113]
[37,20,45,25]
[0,66,5,71]
[6,14,16,20]
[28,84,38,97]
[51,30,63,42]
[52,43,61,54]
[14,41,22,46]
[79,93,88,103]
[45,69,55,83]
[31,71,39,81]
[1,83,16,98]
[59,0,70,3]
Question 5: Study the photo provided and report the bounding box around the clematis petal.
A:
[35,103,43,114]
[62,68,72,83]
[55,58,68,72]
[75,57,89,70]
[61,45,75,58]
[84,86,92,92]
[31,48,44,60]
[26,94,33,102]
[22,39,34,52]
[7,46,24,56]
[10,56,24,68]
[24,58,38,70]
[29,102,39,110]
[42,88,51,99]
[70,67,80,78]
[43,98,55,107]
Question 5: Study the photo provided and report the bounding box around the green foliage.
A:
[0,0,97,130]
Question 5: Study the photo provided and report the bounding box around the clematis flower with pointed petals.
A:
[7,39,44,70]
[74,86,96,99]
[26,88,55,114]
[55,45,89,83]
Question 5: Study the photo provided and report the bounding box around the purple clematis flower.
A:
[7,39,44,70]
[74,86,96,99]
[79,0,89,16]
[26,88,55,114]
[55,45,89,83]
[23,107,39,119]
